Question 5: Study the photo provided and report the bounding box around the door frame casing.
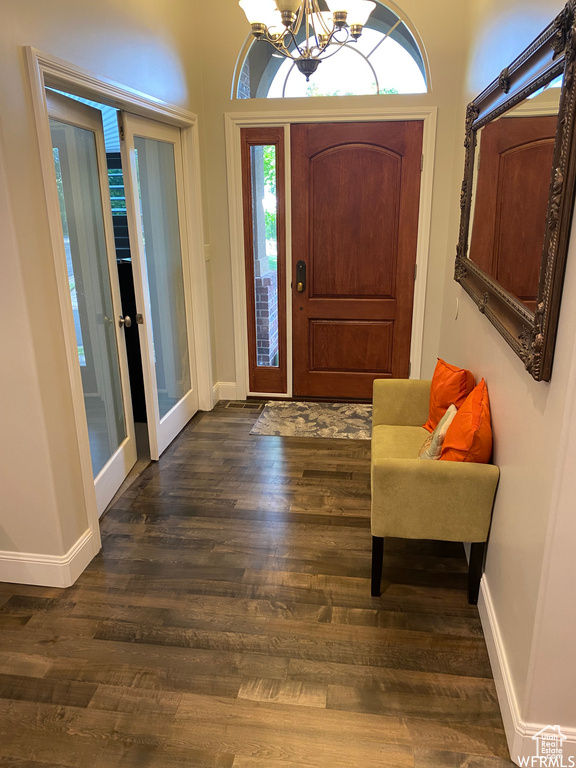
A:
[225,106,438,400]
[27,47,213,552]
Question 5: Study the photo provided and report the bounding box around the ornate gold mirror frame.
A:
[455,1,576,381]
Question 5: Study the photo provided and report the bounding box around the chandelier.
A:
[239,0,376,81]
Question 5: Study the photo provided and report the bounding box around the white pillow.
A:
[418,404,458,460]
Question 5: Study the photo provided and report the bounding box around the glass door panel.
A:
[50,120,126,477]
[250,144,280,369]
[121,113,198,459]
[240,127,287,394]
[133,137,191,418]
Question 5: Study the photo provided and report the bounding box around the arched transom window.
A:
[236,2,427,99]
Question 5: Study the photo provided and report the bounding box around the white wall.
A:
[0,124,64,557]
[0,0,202,565]
[524,328,576,730]
[438,0,576,755]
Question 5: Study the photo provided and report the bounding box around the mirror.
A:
[468,82,562,311]
[455,3,576,381]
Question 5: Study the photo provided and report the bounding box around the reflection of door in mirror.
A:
[468,115,556,311]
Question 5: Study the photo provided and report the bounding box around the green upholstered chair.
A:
[371,378,499,604]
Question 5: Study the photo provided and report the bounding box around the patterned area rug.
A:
[250,400,372,440]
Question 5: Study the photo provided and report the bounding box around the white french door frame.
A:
[225,106,438,400]
[27,47,213,547]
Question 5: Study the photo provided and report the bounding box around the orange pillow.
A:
[423,359,476,433]
[440,379,492,463]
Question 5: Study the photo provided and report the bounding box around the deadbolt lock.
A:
[296,260,306,293]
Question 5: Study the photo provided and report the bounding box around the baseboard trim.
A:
[478,577,576,765]
[0,529,99,588]
[212,381,238,404]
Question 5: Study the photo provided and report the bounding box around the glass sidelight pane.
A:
[250,144,279,368]
[133,137,191,419]
[50,120,126,478]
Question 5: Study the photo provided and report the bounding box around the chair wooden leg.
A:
[371,536,384,597]
[468,541,487,605]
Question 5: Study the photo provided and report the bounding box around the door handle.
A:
[296,260,306,292]
[118,315,132,328]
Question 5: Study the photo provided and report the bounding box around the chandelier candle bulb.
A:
[275,0,301,9]
[275,0,301,25]
[346,0,376,27]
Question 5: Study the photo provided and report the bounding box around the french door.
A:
[121,114,198,459]
[47,92,137,515]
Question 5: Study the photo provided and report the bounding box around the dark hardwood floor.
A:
[0,402,513,767]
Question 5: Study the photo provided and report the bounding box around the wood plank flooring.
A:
[0,402,513,767]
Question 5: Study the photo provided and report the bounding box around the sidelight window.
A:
[240,128,287,394]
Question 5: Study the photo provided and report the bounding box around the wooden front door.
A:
[291,121,423,399]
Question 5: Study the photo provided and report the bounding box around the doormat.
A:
[250,400,372,440]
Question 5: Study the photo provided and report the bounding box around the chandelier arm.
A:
[286,26,308,58]
[304,25,349,58]
[292,2,305,36]
[323,26,349,47]
[305,0,311,58]
[316,5,334,36]
[313,29,352,59]
[264,30,286,46]
[267,25,306,60]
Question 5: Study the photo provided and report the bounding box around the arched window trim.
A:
[231,0,431,100]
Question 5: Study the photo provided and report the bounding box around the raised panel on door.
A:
[309,320,394,373]
[469,115,556,309]
[311,145,400,299]
[495,141,555,304]
[291,121,423,399]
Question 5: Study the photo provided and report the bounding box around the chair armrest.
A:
[371,458,499,542]
[372,379,431,427]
